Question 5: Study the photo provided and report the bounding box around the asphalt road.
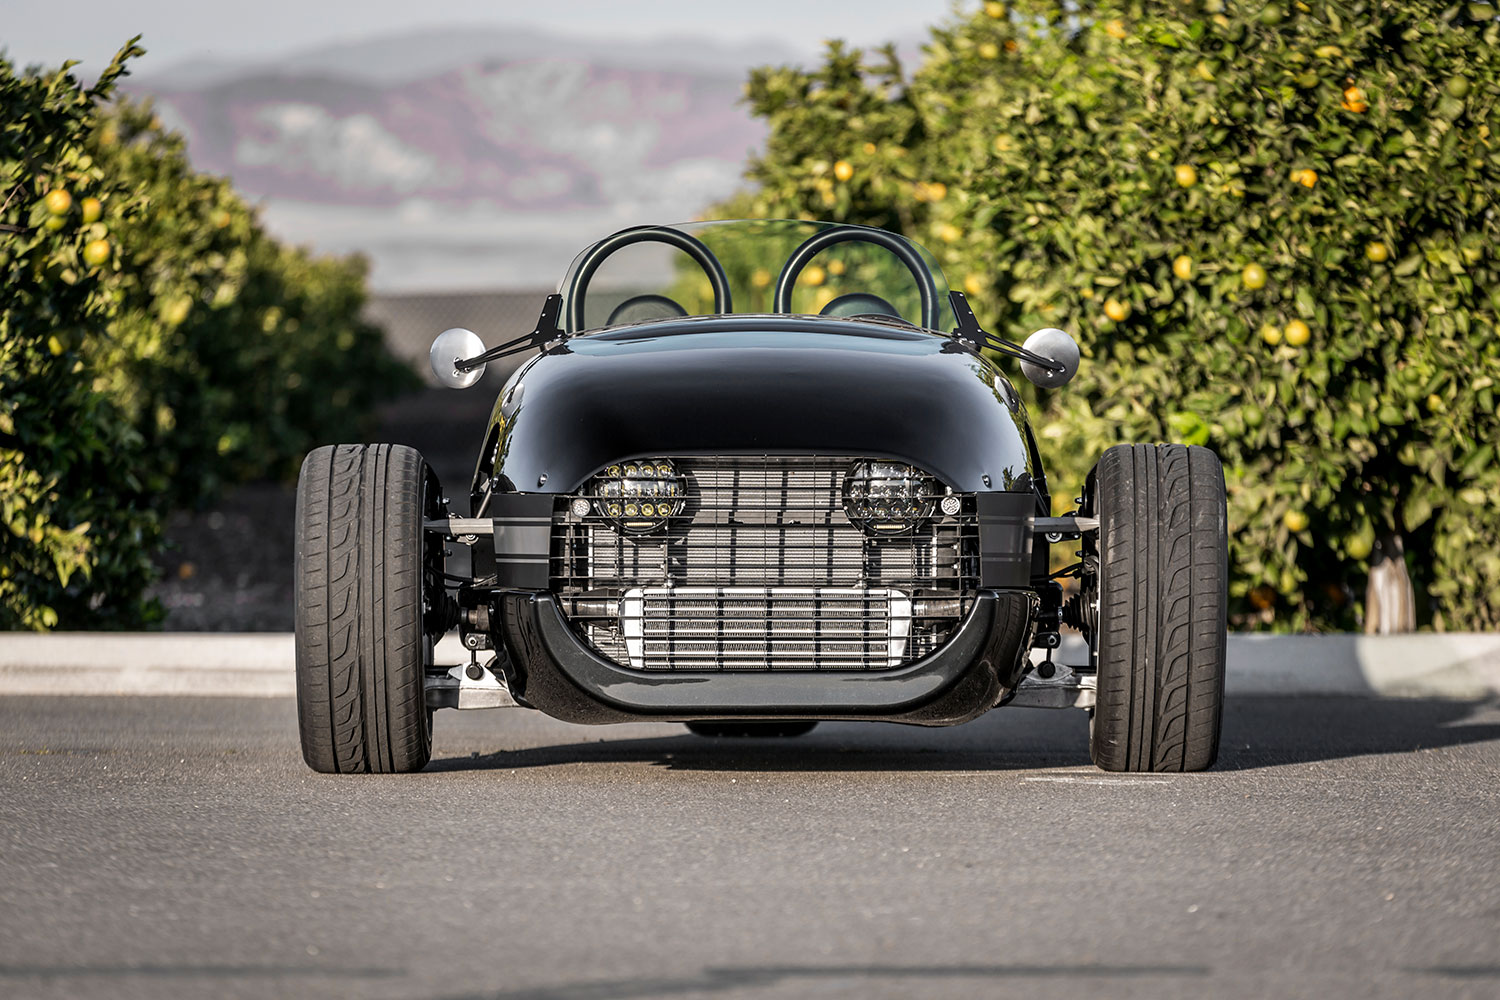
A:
[3,695,1499,1000]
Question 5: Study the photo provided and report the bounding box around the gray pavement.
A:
[2,695,1499,1000]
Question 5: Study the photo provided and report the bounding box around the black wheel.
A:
[1083,443,1227,772]
[685,721,820,738]
[294,444,441,774]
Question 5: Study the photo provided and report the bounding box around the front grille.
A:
[550,456,978,671]
[619,586,913,670]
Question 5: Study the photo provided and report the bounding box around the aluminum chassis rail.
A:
[429,515,1101,538]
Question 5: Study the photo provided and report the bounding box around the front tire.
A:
[1086,444,1227,772]
[294,444,438,774]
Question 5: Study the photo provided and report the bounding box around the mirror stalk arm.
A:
[456,294,565,373]
[947,291,1065,373]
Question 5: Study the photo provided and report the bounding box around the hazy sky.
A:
[2,0,959,75]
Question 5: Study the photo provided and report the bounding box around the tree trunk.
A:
[1365,532,1416,634]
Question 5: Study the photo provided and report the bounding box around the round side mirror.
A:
[1020,327,1080,389]
[429,328,486,389]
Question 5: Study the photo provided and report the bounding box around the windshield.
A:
[557,219,955,335]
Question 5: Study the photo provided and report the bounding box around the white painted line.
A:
[1023,776,1172,786]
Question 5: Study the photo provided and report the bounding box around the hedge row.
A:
[719,1,1500,630]
[1,42,415,629]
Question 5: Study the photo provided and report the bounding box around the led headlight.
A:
[586,458,685,533]
[843,460,940,535]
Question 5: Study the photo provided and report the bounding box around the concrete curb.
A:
[1039,634,1500,701]
[0,633,299,696]
[1,632,1498,700]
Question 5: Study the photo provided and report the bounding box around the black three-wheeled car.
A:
[293,220,1227,774]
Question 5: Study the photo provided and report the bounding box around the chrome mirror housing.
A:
[1020,327,1080,389]
[429,328,486,389]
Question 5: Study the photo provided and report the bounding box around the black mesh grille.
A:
[550,456,978,671]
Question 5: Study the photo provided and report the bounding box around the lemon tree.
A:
[1,41,413,629]
[724,1,1500,630]
[1,42,157,628]
[85,99,413,506]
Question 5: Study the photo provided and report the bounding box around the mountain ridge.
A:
[136,25,804,88]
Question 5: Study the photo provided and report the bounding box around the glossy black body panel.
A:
[496,589,1037,725]
[460,309,1049,726]
[476,314,1033,495]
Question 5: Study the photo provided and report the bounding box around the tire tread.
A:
[1090,443,1226,772]
[295,443,433,774]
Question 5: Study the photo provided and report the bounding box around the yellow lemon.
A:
[164,297,191,326]
[43,189,72,215]
[1175,163,1198,187]
[1260,324,1282,346]
[1103,298,1130,322]
[1105,19,1128,38]
[1172,255,1194,280]
[964,273,985,296]
[803,265,827,287]
[1344,532,1373,560]
[1242,263,1267,289]
[80,197,103,224]
[978,42,1000,59]
[833,159,854,182]
[1283,510,1310,533]
[82,238,112,266]
[1366,241,1389,263]
[984,1,1006,17]
[751,268,772,288]
[1284,319,1311,346]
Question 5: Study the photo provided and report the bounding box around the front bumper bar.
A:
[493,589,1037,726]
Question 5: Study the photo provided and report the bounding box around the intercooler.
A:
[550,456,979,672]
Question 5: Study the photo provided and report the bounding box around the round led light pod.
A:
[843,459,940,535]
[939,495,961,516]
[589,458,686,533]
[570,497,591,517]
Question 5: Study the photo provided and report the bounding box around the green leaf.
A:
[1166,410,1212,446]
